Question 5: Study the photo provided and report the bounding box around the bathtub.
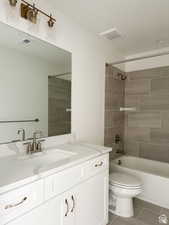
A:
[110,155,169,209]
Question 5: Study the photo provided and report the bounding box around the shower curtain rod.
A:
[111,51,169,66]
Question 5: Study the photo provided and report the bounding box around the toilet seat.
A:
[109,172,142,189]
[110,182,142,190]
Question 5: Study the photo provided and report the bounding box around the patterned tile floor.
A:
[108,198,169,225]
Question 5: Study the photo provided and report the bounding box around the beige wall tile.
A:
[140,143,169,163]
[105,93,124,110]
[125,95,140,111]
[128,112,161,128]
[105,127,124,140]
[125,127,150,142]
[106,77,124,95]
[151,78,169,95]
[105,64,113,77]
[104,65,125,153]
[125,79,150,95]
[104,137,113,147]
[161,111,169,129]
[48,78,71,136]
[127,66,169,80]
[105,111,124,128]
[140,94,169,111]
[150,128,169,144]
[106,65,169,163]
[124,141,140,156]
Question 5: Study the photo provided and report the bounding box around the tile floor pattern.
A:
[108,198,169,225]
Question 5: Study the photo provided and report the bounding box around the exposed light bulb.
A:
[48,14,55,28]
[9,0,17,6]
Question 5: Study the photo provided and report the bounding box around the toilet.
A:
[109,172,142,218]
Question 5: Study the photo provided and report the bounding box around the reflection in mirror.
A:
[0,22,71,144]
[48,73,71,136]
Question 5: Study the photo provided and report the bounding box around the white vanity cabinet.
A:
[2,154,109,225]
[3,195,63,225]
[0,180,44,225]
[74,171,108,225]
[6,191,76,225]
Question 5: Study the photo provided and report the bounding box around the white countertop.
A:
[0,142,111,194]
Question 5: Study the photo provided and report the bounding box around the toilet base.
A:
[109,196,134,218]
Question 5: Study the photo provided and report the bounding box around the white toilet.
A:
[109,172,142,218]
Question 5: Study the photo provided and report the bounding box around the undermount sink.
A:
[17,148,77,167]
[0,149,77,185]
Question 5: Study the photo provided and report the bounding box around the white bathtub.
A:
[110,156,169,209]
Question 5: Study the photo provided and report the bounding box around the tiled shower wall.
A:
[104,65,169,163]
[125,66,169,163]
[104,64,125,158]
[48,77,71,136]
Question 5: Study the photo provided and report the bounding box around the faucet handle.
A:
[23,142,32,154]
[37,139,45,145]
[37,139,45,152]
[17,128,26,141]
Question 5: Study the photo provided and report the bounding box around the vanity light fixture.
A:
[9,0,17,7]
[20,0,56,27]
[26,3,38,24]
[8,0,56,27]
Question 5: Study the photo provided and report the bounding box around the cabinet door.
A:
[7,192,75,225]
[62,192,75,225]
[74,171,109,225]
[7,195,63,225]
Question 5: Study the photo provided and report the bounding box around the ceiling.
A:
[54,0,169,55]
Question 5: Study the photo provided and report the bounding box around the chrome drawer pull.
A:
[95,161,103,167]
[65,199,69,217]
[71,195,75,213]
[5,197,27,210]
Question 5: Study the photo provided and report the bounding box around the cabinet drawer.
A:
[83,154,109,178]
[44,165,83,201]
[0,180,43,224]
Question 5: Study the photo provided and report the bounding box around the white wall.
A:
[0,0,123,144]
[0,45,61,143]
[125,47,169,72]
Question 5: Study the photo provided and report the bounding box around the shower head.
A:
[117,73,127,80]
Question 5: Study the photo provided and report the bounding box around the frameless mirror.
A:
[0,22,72,144]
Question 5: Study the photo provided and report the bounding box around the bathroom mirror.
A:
[0,22,72,144]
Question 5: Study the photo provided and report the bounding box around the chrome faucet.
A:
[24,131,45,154]
[17,128,26,141]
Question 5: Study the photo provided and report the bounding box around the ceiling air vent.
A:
[99,28,121,40]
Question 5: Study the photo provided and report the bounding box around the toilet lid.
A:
[109,172,141,187]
